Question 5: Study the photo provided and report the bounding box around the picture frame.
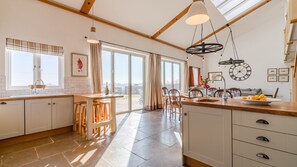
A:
[278,68,289,75]
[208,72,222,81]
[267,75,277,82]
[267,68,277,75]
[71,53,88,77]
[278,75,289,82]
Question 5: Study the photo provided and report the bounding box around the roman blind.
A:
[6,38,64,56]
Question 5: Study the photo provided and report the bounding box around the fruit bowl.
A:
[234,97,281,106]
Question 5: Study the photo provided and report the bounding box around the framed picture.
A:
[278,68,289,75]
[208,72,222,81]
[267,68,277,75]
[267,75,277,82]
[71,53,88,77]
[278,75,289,82]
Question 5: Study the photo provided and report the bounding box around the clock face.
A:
[229,63,252,81]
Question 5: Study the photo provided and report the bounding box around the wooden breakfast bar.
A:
[74,94,123,140]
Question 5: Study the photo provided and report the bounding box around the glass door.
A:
[131,55,144,110]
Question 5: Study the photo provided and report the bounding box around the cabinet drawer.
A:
[233,125,297,154]
[233,140,297,167]
[233,110,297,135]
[233,155,271,167]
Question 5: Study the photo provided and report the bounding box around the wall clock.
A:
[229,63,252,81]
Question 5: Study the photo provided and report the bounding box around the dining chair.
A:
[168,89,182,120]
[228,88,242,97]
[189,87,204,98]
[207,87,217,97]
[162,87,169,113]
[214,89,233,98]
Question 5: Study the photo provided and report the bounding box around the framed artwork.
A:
[278,75,289,82]
[267,68,277,75]
[71,53,88,77]
[267,75,277,82]
[278,68,289,75]
[208,72,222,81]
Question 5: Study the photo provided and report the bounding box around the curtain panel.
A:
[144,54,163,111]
[6,38,63,56]
[90,42,103,93]
[189,66,194,87]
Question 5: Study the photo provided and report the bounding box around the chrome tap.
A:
[212,74,227,104]
[32,79,45,94]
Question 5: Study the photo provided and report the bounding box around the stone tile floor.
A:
[0,110,183,167]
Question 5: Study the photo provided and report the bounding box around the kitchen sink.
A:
[195,99,220,103]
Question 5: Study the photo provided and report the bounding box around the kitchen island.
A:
[181,98,297,167]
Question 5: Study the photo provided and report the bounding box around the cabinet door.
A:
[183,105,232,167]
[0,100,24,139]
[52,97,73,129]
[25,98,52,134]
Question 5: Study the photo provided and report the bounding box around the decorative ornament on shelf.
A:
[185,0,223,55]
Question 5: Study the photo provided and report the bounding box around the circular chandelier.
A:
[185,0,223,55]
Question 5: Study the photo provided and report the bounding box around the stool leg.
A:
[79,106,85,134]
[73,104,78,132]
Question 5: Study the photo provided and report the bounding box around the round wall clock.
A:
[229,63,252,81]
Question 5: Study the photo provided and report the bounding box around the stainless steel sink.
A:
[195,99,220,103]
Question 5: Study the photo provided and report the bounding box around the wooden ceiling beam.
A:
[80,0,96,14]
[38,0,184,51]
[151,5,191,39]
[191,0,271,46]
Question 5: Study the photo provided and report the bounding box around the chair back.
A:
[189,87,204,98]
[207,87,217,97]
[162,87,168,96]
[274,87,279,98]
[168,89,181,106]
[228,88,242,97]
[214,89,233,98]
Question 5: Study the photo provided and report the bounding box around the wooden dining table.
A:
[74,94,123,140]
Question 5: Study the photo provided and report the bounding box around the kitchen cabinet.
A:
[25,97,73,134]
[182,105,232,167]
[52,97,73,129]
[0,100,24,140]
[25,98,52,134]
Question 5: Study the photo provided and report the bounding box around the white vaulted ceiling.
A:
[50,0,276,49]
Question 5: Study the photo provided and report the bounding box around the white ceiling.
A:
[52,0,277,49]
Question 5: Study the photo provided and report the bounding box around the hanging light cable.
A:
[86,6,99,44]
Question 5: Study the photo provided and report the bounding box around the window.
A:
[210,0,264,20]
[101,48,145,113]
[161,60,181,90]
[7,50,63,89]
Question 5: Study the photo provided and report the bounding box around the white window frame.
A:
[6,50,64,90]
[161,59,182,90]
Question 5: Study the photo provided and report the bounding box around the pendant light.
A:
[218,24,244,65]
[86,6,99,44]
[186,0,210,25]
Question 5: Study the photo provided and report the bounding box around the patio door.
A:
[102,49,145,113]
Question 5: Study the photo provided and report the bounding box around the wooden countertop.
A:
[0,94,73,101]
[182,98,297,117]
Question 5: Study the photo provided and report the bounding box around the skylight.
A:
[210,0,264,21]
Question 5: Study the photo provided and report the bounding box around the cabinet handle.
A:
[184,113,187,116]
[256,119,269,125]
[256,153,270,160]
[256,136,270,142]
[48,103,51,105]
[53,103,56,105]
[0,102,7,105]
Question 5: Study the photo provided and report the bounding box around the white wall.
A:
[204,0,292,101]
[0,0,202,96]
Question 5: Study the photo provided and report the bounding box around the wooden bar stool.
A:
[73,101,86,132]
[80,102,102,137]
[98,101,111,134]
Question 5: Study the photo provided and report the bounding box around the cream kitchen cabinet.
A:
[0,100,24,139]
[25,98,52,134]
[25,97,73,134]
[182,105,232,167]
[52,97,73,129]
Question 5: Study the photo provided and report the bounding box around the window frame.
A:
[161,59,182,90]
[6,50,64,90]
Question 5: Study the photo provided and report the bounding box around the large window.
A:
[7,50,63,89]
[102,48,145,113]
[161,60,181,90]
